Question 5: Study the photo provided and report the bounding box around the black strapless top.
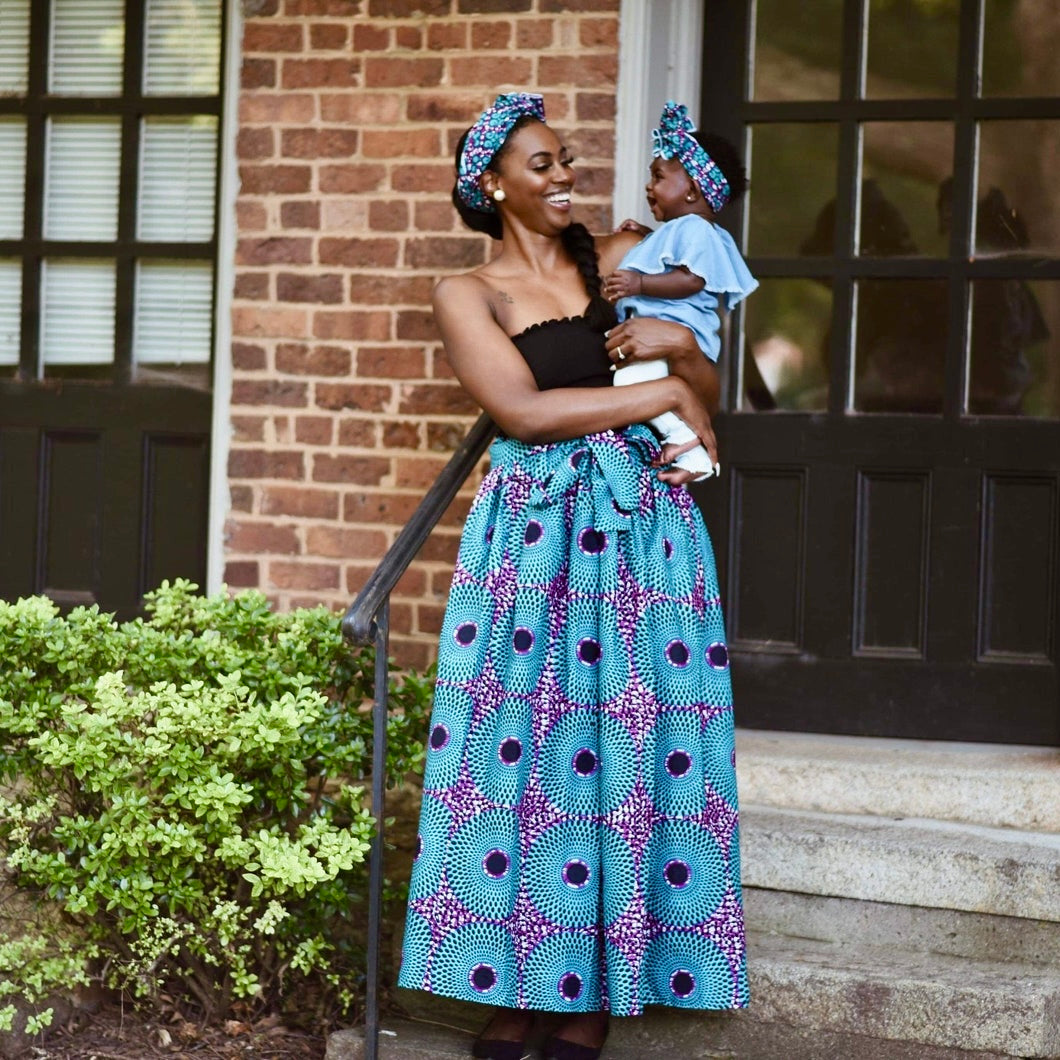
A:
[510,315,614,390]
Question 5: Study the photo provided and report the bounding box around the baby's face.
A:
[644,156,697,222]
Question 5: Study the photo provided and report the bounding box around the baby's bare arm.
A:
[603,265,705,303]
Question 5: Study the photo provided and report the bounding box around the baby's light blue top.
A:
[615,214,758,362]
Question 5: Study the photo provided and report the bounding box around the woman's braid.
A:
[561,222,617,333]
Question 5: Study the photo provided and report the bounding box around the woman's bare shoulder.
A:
[595,228,644,273]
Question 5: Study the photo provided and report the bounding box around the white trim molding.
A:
[615,0,705,227]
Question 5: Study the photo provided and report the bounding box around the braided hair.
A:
[452,120,617,333]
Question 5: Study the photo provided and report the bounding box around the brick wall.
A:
[226,0,621,668]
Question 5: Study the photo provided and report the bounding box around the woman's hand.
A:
[614,217,653,237]
[602,269,642,303]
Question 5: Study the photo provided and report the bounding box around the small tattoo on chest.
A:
[495,290,514,304]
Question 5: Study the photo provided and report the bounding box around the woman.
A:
[396,93,748,1060]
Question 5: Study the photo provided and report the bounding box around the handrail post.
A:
[364,598,389,1060]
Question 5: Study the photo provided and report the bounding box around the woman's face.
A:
[491,120,576,232]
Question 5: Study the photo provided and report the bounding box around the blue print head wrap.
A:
[651,101,731,213]
[456,92,547,214]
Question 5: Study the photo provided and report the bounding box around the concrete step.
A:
[329,925,1060,1058]
[735,729,1060,832]
[741,804,1060,922]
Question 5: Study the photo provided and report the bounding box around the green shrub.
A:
[0,580,433,1035]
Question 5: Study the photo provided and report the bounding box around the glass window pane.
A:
[982,0,1060,98]
[865,0,959,98]
[854,279,948,413]
[44,119,122,241]
[0,261,21,366]
[970,279,1058,418]
[134,261,213,365]
[0,0,30,93]
[41,260,116,365]
[860,123,953,257]
[144,0,222,96]
[748,123,839,257]
[138,117,218,241]
[977,121,1060,257]
[742,278,832,411]
[49,0,125,96]
[751,0,842,101]
[0,119,27,239]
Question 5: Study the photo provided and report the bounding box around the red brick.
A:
[281,127,358,159]
[237,237,313,266]
[261,485,340,519]
[318,163,387,194]
[239,163,312,195]
[269,561,340,591]
[437,493,474,527]
[314,453,390,485]
[232,342,267,371]
[231,415,266,442]
[576,91,616,121]
[226,519,300,554]
[407,94,486,122]
[368,200,409,231]
[237,127,274,161]
[234,272,270,300]
[282,58,361,90]
[415,602,447,633]
[516,18,553,48]
[361,128,440,159]
[471,20,511,48]
[390,637,433,671]
[367,0,450,15]
[575,202,611,234]
[381,420,421,448]
[540,53,616,87]
[232,306,310,339]
[430,349,456,378]
[285,0,358,13]
[399,383,478,416]
[224,560,260,587]
[427,421,470,451]
[343,491,423,525]
[568,164,612,196]
[316,383,392,412]
[310,23,348,49]
[580,17,618,47]
[232,380,309,408]
[414,200,456,231]
[363,57,443,89]
[573,127,615,160]
[230,485,254,512]
[307,526,388,559]
[394,456,449,490]
[356,346,426,379]
[276,342,351,375]
[338,417,377,446]
[228,449,305,480]
[312,310,391,342]
[457,0,531,10]
[391,164,456,194]
[540,0,615,8]
[352,23,388,50]
[449,55,532,86]
[295,415,335,445]
[280,200,320,229]
[249,0,279,11]
[236,200,268,231]
[426,22,467,50]
[239,93,315,124]
[319,237,399,267]
[244,22,303,52]
[405,237,485,269]
[241,58,276,89]
[395,567,427,596]
[320,93,401,123]
[277,272,344,305]
[350,274,434,306]
[418,529,461,562]
[394,25,423,48]
[395,310,439,342]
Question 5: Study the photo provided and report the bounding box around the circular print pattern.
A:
[438,583,495,682]
[635,514,697,597]
[465,696,534,807]
[510,502,568,587]
[429,921,518,1005]
[702,709,738,808]
[457,492,500,571]
[407,793,452,903]
[556,598,629,707]
[642,931,733,1009]
[446,807,520,920]
[631,601,706,709]
[642,820,727,928]
[522,930,602,1011]
[491,586,550,696]
[567,515,620,596]
[602,939,635,1014]
[642,708,707,817]
[395,911,432,990]
[421,685,474,792]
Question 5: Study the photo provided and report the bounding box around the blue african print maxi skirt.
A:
[396,425,748,1016]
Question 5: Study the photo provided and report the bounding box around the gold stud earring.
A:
[493,188,506,202]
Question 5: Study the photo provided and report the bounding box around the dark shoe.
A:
[471,1039,529,1060]
[543,1035,604,1060]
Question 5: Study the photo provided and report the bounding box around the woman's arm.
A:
[434,275,718,462]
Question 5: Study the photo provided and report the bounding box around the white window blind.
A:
[134,261,212,364]
[143,0,221,96]
[49,0,125,96]
[0,261,21,365]
[44,119,121,241]
[41,260,116,364]
[0,0,30,93]
[137,117,218,242]
[0,120,27,239]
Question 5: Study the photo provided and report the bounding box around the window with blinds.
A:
[0,0,224,379]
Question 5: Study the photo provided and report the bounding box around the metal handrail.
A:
[340,411,495,1060]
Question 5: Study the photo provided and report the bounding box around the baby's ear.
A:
[685,181,700,203]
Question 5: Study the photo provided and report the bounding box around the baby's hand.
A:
[602,269,643,303]
[615,218,653,236]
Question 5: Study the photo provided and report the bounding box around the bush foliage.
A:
[0,580,433,1036]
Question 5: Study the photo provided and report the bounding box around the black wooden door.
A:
[698,0,1060,745]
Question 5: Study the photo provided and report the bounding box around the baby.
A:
[604,101,757,480]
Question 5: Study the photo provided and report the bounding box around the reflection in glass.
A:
[970,280,1057,418]
[982,0,1060,98]
[977,122,1060,257]
[860,123,952,256]
[742,278,832,411]
[0,262,20,366]
[854,279,948,413]
[748,123,839,257]
[751,0,842,101]
[49,0,125,96]
[865,0,958,98]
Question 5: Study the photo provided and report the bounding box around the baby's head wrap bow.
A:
[652,101,731,213]
[456,92,547,213]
